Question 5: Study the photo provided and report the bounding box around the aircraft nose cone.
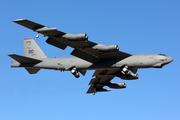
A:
[167,57,173,63]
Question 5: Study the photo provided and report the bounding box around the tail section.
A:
[25,67,40,74]
[8,38,47,74]
[8,54,42,64]
[23,38,47,58]
[8,54,42,74]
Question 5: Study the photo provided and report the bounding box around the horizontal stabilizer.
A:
[8,54,42,63]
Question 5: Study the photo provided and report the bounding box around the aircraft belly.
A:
[41,57,93,70]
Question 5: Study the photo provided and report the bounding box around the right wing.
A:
[13,19,65,36]
[87,69,126,95]
[14,19,132,63]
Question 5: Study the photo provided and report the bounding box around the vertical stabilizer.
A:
[23,38,47,58]
[25,67,40,74]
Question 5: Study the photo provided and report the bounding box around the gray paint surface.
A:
[9,19,173,95]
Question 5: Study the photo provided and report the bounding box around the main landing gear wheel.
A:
[71,67,80,78]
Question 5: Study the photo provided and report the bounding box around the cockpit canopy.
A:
[158,54,166,56]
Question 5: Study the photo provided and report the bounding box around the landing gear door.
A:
[129,67,138,74]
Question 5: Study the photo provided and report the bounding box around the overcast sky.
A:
[0,0,179,120]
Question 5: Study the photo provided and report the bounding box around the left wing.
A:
[87,70,126,95]
[14,19,132,63]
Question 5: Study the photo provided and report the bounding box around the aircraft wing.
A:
[87,69,127,94]
[14,19,132,63]
[87,70,118,94]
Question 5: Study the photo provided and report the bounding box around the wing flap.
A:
[46,37,67,50]
[88,77,101,85]
[99,75,115,84]
[71,48,100,63]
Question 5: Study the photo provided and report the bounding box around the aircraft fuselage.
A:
[11,54,173,70]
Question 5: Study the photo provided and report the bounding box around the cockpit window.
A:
[158,54,166,56]
[159,59,165,61]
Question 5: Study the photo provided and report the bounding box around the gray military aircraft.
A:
[9,19,173,95]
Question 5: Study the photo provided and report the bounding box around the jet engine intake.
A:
[107,82,126,89]
[63,33,88,41]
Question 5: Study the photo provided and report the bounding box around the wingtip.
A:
[8,54,12,57]
[13,19,27,22]
[8,54,16,57]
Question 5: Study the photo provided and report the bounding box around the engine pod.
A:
[35,27,57,32]
[62,33,88,41]
[107,82,126,89]
[93,44,119,52]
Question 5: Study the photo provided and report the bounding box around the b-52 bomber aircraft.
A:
[9,19,173,95]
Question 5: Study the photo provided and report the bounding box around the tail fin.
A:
[23,38,47,58]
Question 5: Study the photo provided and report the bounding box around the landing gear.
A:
[92,87,96,95]
[71,67,80,78]
[36,33,39,38]
[121,65,139,80]
[122,65,130,74]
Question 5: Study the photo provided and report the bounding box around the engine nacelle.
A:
[63,33,88,41]
[120,73,139,80]
[93,44,119,52]
[107,82,126,89]
[95,88,111,92]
